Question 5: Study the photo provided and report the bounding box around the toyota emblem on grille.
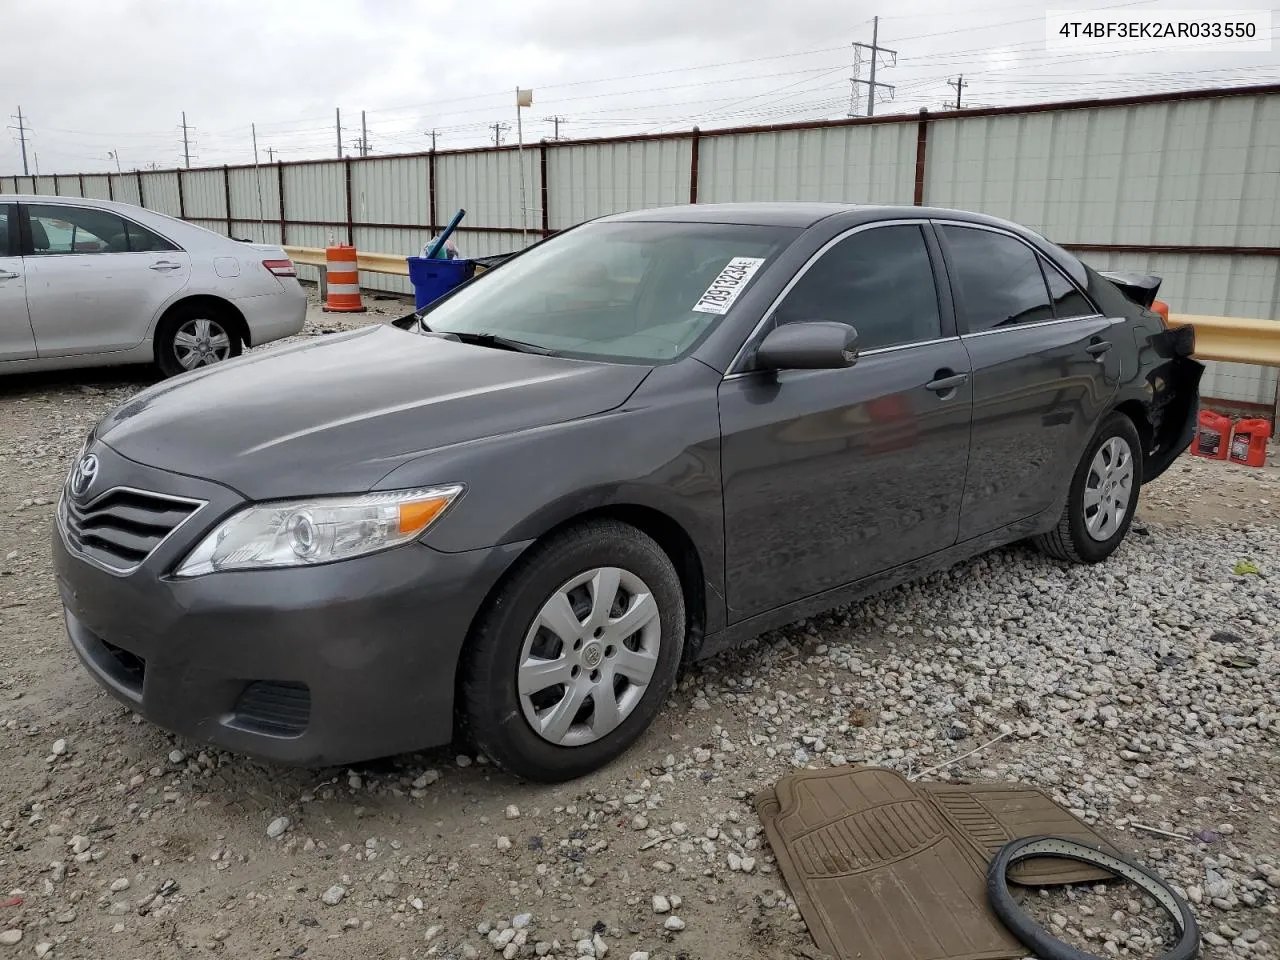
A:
[69,453,99,499]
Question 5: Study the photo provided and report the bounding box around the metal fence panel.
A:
[110,174,139,206]
[34,175,57,195]
[183,169,226,220]
[436,149,539,237]
[81,175,111,200]
[283,161,346,226]
[53,175,84,197]
[353,226,427,295]
[140,171,181,217]
[699,123,917,205]
[351,156,431,228]
[227,166,282,231]
[547,138,693,228]
[924,93,1280,248]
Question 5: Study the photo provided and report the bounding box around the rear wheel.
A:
[462,520,685,782]
[1035,412,1143,564]
[155,303,241,377]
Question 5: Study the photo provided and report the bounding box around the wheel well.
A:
[451,505,709,741]
[1113,400,1154,456]
[154,295,250,355]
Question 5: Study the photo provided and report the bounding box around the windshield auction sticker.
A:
[692,257,767,315]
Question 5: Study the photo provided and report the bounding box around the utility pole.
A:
[545,116,566,140]
[33,153,40,176]
[849,17,896,117]
[947,75,968,110]
[180,111,193,168]
[108,150,122,173]
[266,147,277,163]
[490,122,510,147]
[252,123,266,241]
[360,110,368,157]
[335,107,342,159]
[9,106,30,175]
[425,129,439,151]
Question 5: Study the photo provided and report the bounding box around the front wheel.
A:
[462,520,685,782]
[1034,412,1144,564]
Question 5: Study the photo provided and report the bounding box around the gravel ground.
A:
[1,293,1277,959]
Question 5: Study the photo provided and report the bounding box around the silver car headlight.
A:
[173,484,463,577]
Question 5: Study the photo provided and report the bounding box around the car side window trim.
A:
[931,219,1102,334]
[18,202,183,256]
[1037,252,1100,319]
[725,219,953,376]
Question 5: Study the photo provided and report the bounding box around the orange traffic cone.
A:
[322,244,366,313]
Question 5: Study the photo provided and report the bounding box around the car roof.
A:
[3,194,140,214]
[600,201,1035,232]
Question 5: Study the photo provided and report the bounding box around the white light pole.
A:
[516,87,533,247]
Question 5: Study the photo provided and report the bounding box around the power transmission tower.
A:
[490,122,511,146]
[8,106,30,175]
[545,116,567,140]
[947,76,968,110]
[180,111,194,167]
[848,17,896,117]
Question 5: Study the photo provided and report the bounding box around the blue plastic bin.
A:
[407,257,473,310]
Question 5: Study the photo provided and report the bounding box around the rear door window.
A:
[940,225,1055,333]
[1041,257,1096,319]
[25,203,175,255]
[0,206,11,257]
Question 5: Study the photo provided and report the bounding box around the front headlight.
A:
[173,484,463,577]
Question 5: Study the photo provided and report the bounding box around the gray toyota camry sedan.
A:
[53,203,1202,782]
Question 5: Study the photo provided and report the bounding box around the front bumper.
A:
[53,443,524,765]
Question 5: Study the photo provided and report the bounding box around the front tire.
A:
[1035,412,1144,564]
[462,520,685,782]
[155,304,241,378]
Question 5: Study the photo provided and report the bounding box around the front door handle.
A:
[0,269,19,280]
[925,371,969,394]
[149,261,183,272]
[1085,340,1112,357]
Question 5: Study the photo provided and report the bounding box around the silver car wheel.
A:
[173,318,232,370]
[517,566,662,747]
[1083,435,1134,541]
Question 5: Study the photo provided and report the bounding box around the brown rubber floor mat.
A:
[755,767,1119,960]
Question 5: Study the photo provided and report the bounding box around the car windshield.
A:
[420,220,798,363]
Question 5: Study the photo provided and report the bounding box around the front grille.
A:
[61,487,203,573]
[230,682,311,737]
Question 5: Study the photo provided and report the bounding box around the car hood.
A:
[97,325,652,499]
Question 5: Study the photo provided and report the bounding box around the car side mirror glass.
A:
[755,321,859,371]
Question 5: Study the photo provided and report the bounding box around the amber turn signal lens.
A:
[1152,299,1169,326]
[398,497,452,535]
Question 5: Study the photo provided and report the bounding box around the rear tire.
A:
[1035,412,1144,564]
[462,520,685,783]
[155,303,241,378]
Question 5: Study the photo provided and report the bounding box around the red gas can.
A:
[1229,418,1272,468]
[1191,410,1232,460]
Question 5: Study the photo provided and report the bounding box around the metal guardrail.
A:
[1167,313,1280,368]
[284,246,1280,370]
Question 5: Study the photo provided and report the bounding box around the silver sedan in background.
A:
[1,196,305,377]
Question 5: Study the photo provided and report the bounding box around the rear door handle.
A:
[1085,340,1112,357]
[925,371,969,393]
[0,269,19,280]
[149,261,183,272]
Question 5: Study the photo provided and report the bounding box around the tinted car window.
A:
[0,206,10,257]
[775,224,941,351]
[941,225,1054,333]
[1041,256,1096,319]
[26,204,175,255]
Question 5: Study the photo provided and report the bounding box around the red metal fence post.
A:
[689,126,701,204]
[540,139,550,236]
[277,162,287,245]
[223,165,233,236]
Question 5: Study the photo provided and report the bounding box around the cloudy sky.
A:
[4,0,1276,173]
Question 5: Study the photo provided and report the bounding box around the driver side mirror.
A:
[755,321,859,371]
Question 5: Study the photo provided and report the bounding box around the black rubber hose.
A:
[987,836,1200,960]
